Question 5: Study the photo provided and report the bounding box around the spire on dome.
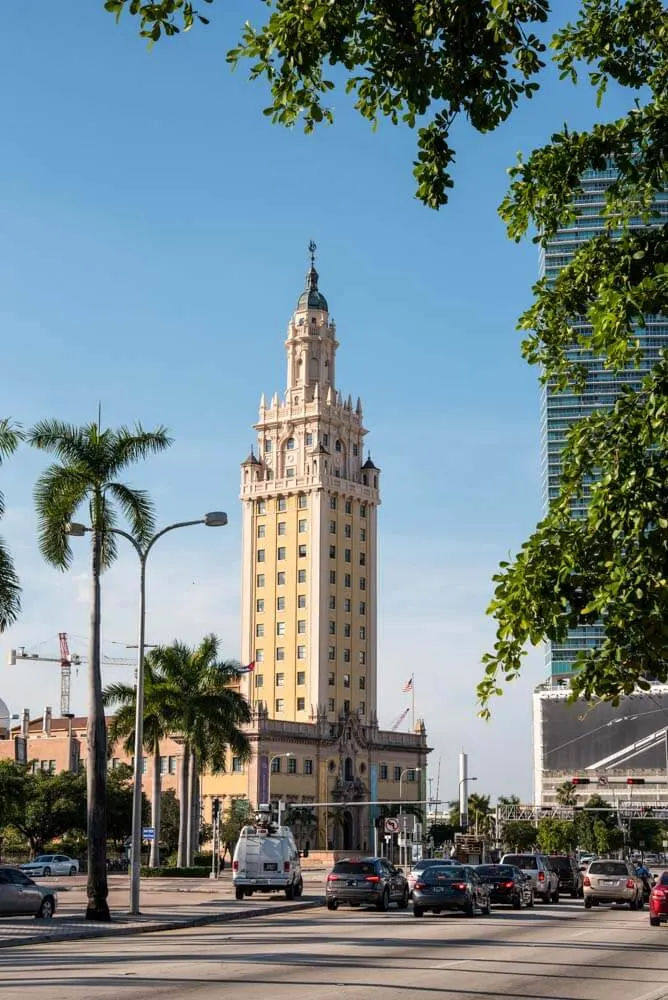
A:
[296,240,328,311]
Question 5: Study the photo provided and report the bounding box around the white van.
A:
[232,822,304,900]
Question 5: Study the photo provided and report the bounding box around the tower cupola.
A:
[296,240,328,312]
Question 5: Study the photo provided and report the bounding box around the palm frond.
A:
[33,464,90,570]
[107,483,156,547]
[102,681,137,709]
[107,425,173,477]
[0,419,23,461]
[27,419,92,466]
[0,537,21,631]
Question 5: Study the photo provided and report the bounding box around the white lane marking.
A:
[632,988,668,1000]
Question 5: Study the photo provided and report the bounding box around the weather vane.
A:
[308,240,317,267]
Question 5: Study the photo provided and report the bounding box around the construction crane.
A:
[8,632,135,716]
[390,707,410,731]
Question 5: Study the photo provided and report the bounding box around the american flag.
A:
[402,676,413,693]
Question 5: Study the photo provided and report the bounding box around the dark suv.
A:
[326,858,409,911]
[548,856,583,898]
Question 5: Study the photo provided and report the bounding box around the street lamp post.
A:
[399,767,422,868]
[67,511,228,916]
[268,753,294,826]
[459,776,478,833]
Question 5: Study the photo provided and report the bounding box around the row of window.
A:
[329,546,366,565]
[257,595,367,615]
[330,522,366,541]
[256,571,367,592]
[256,621,366,639]
[257,520,308,537]
[268,697,368,716]
[257,545,308,561]
[256,496,367,516]
[380,766,418,782]
[255,672,366,689]
[254,647,367,664]
[264,435,359,456]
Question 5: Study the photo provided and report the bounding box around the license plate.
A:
[432,887,445,894]
[601,880,617,886]
[347,880,357,887]
[264,863,278,871]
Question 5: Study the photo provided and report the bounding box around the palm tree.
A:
[468,793,492,837]
[0,419,22,631]
[555,781,577,807]
[103,653,176,867]
[29,419,171,920]
[156,635,252,866]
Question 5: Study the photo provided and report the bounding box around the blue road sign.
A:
[142,827,155,840]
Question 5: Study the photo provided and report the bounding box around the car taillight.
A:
[626,879,635,889]
[284,861,290,872]
[502,881,514,889]
[538,871,545,882]
[652,887,667,897]
[326,873,340,881]
[453,882,467,891]
[583,876,590,887]
[365,875,381,883]
[414,881,426,890]
[232,861,239,872]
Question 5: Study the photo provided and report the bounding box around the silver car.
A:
[0,866,57,918]
[20,854,79,877]
[583,859,643,909]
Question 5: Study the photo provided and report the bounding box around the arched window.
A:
[335,440,342,453]
[286,437,296,450]
[344,757,354,782]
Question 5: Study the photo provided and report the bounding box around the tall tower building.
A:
[540,170,668,682]
[240,243,381,724]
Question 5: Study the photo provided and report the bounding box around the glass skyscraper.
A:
[541,169,668,680]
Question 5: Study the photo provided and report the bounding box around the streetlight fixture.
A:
[268,753,294,827]
[399,767,422,868]
[67,510,228,915]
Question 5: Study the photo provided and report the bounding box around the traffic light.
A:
[626,778,645,785]
[212,797,221,820]
[571,777,591,785]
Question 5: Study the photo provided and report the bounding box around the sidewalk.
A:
[0,880,322,949]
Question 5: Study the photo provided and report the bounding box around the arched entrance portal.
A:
[342,810,354,851]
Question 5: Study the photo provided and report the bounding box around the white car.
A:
[407,859,457,895]
[20,854,79,877]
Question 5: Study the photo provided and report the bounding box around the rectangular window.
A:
[329,495,337,510]
[257,524,265,538]
[323,434,329,446]
[286,467,296,478]
[305,433,313,446]
[352,446,358,458]
[359,676,366,690]
[296,698,305,713]
[344,598,352,613]
[297,619,306,634]
[359,701,366,714]
[328,645,336,661]
[394,766,402,781]
[257,500,266,514]
[344,623,351,637]
[232,757,243,773]
[297,670,306,685]
[276,622,286,636]
[298,569,306,583]
[264,439,272,453]
[256,598,265,613]
[343,673,351,688]
[344,699,350,714]
[298,494,308,509]
[359,553,366,566]
[278,498,287,512]
[297,645,306,659]
[335,439,342,452]
[276,672,285,686]
[298,519,307,533]
[278,521,287,535]
[359,626,366,640]
[359,601,366,615]
[343,648,351,662]
[255,674,264,687]
[298,594,306,608]
[298,544,307,558]
[277,571,286,585]
[169,756,177,775]
[407,769,417,782]
[329,595,336,610]
[329,520,337,534]
[160,756,167,775]
[344,573,351,588]
[345,499,352,514]
[256,574,265,588]
[379,764,388,780]
[256,624,264,637]
[328,671,335,686]
[255,649,264,662]
[329,545,336,559]
[271,757,282,773]
[359,651,366,665]
[288,755,298,772]
[360,504,367,518]
[276,647,285,661]
[277,596,286,611]
[328,698,335,712]
[304,759,313,775]
[360,528,366,542]
[344,524,351,538]
[359,577,366,591]
[329,570,336,585]
[275,698,285,713]
[286,438,296,450]
[328,620,336,635]
[257,549,265,562]
[344,548,351,562]
[277,546,286,560]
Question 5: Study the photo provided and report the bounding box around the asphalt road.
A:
[4,897,668,1000]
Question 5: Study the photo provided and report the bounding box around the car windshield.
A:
[412,859,450,872]
[477,865,515,877]
[504,855,537,870]
[332,861,376,876]
[548,857,571,871]
[421,867,468,883]
[589,861,628,876]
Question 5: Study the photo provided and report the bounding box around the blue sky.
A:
[0,1,631,800]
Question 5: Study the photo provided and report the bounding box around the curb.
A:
[0,897,323,950]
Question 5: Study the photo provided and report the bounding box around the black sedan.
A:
[475,864,534,909]
[413,865,491,918]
